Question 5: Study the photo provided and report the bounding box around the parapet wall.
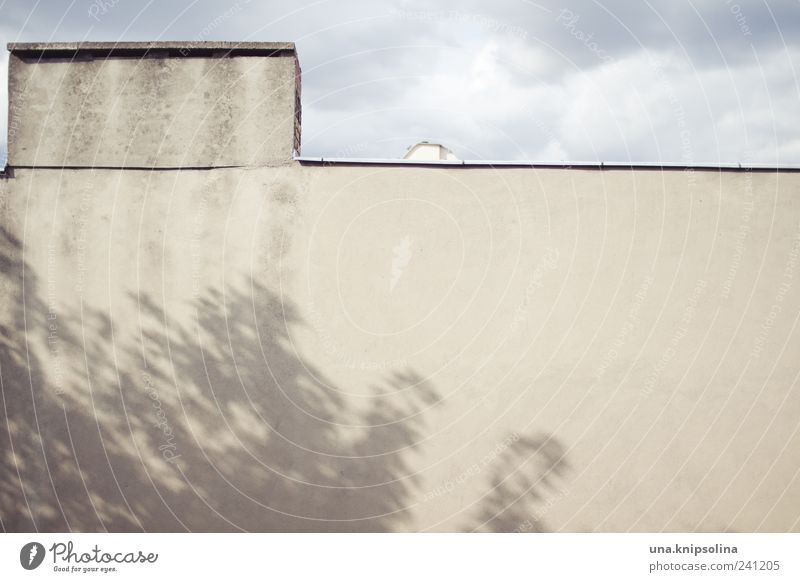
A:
[6,42,300,168]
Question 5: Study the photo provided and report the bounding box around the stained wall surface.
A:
[2,162,799,532]
[7,44,299,168]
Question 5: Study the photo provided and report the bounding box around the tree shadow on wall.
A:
[0,227,104,531]
[0,224,570,532]
[0,225,439,531]
[465,433,570,533]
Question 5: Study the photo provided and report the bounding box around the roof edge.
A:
[295,156,800,172]
[7,41,295,57]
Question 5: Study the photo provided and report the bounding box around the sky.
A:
[0,0,799,165]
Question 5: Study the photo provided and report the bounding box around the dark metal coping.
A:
[295,157,800,173]
[7,41,296,58]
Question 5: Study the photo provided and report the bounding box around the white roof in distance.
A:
[403,141,459,161]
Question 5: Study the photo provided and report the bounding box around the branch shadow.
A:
[466,433,570,533]
[0,226,438,531]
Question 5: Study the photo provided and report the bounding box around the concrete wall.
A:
[7,43,299,168]
[2,162,799,532]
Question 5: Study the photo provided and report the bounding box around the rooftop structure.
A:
[6,41,301,168]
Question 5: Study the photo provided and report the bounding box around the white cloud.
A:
[547,47,800,164]
[305,43,800,164]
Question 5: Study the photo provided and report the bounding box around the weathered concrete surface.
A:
[7,44,299,168]
[1,163,799,532]
[8,41,295,52]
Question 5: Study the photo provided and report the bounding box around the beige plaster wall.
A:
[1,163,799,532]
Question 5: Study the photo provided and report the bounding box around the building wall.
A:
[2,162,799,532]
[7,49,298,168]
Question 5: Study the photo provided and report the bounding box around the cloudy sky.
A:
[1,0,799,164]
